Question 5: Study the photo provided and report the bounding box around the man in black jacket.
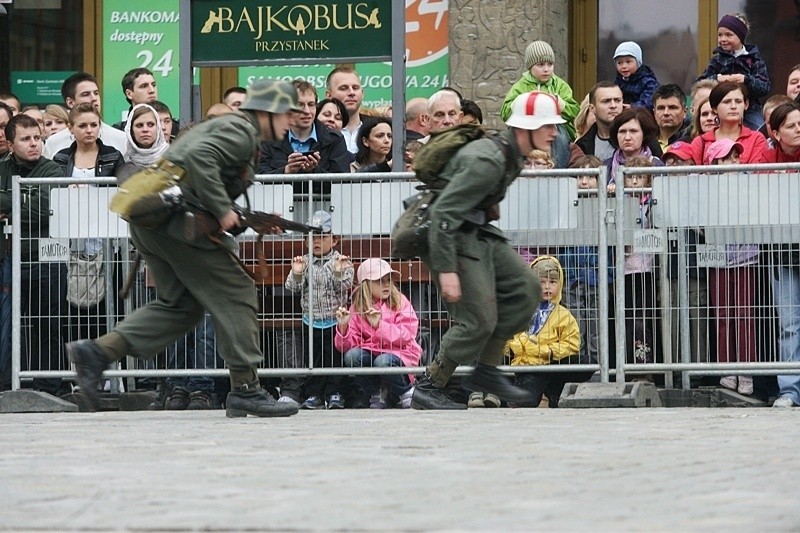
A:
[258,80,350,177]
[0,114,67,395]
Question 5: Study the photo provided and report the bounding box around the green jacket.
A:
[427,129,523,273]
[0,155,63,261]
[500,72,580,140]
[159,111,261,251]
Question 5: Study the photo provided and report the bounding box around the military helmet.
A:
[239,79,301,114]
[505,91,566,131]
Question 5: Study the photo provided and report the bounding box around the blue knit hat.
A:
[613,41,643,67]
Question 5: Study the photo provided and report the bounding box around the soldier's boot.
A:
[226,383,299,418]
[66,340,110,412]
[411,357,467,410]
[462,363,532,404]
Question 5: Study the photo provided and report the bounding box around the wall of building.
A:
[449,0,569,130]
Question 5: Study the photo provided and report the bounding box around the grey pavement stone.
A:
[0,390,78,413]
[0,409,798,531]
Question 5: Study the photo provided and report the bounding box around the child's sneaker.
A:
[467,391,485,408]
[301,396,325,410]
[483,393,501,408]
[326,393,345,409]
[369,393,386,409]
[398,388,414,409]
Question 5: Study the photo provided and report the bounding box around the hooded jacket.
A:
[506,256,581,365]
[615,64,660,110]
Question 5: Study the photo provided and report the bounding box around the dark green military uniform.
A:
[114,111,264,387]
[424,129,541,377]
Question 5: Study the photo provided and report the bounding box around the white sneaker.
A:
[772,395,797,408]
[719,376,737,391]
[737,376,753,395]
[277,396,300,408]
[398,388,414,409]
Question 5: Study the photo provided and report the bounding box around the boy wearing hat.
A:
[501,40,580,140]
[284,210,354,409]
[613,41,660,111]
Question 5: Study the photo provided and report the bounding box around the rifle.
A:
[184,207,322,240]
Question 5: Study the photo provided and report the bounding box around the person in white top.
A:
[43,72,127,158]
[325,67,365,155]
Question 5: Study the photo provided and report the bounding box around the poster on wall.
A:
[101,1,181,125]
[238,0,449,108]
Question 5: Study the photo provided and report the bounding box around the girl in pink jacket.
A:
[336,258,422,409]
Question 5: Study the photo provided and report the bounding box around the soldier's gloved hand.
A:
[439,272,461,303]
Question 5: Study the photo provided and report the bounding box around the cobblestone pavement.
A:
[1,408,798,531]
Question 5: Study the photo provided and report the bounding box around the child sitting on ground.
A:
[507,256,591,408]
[500,40,580,140]
[335,258,421,409]
[613,41,660,110]
[283,210,354,409]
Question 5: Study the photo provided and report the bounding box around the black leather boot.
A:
[226,384,299,418]
[462,363,532,403]
[410,375,467,410]
[66,340,109,411]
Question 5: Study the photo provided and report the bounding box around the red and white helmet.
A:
[505,91,566,130]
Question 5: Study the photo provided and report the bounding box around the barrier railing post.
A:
[614,166,627,382]
[598,165,610,383]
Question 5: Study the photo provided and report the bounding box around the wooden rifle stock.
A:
[184,208,322,240]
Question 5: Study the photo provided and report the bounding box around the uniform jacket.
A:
[698,45,771,114]
[257,120,350,175]
[285,248,354,322]
[158,111,263,251]
[52,140,125,177]
[334,293,422,370]
[616,64,660,110]
[507,255,581,365]
[688,126,768,165]
[500,72,580,139]
[427,129,522,273]
[0,155,63,261]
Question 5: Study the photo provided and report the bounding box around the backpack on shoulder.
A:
[391,124,509,259]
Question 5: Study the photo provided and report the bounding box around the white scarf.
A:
[123,103,169,167]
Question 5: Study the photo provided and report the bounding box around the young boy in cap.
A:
[284,210,354,409]
[613,41,660,111]
[501,40,580,140]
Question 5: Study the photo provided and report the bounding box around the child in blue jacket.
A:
[613,41,659,111]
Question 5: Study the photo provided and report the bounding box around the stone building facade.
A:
[448,0,569,130]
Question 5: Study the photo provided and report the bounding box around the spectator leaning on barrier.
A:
[43,72,127,159]
[506,256,590,408]
[283,210,354,410]
[0,114,67,395]
[66,79,304,418]
[765,101,800,408]
[336,258,421,409]
[409,92,565,410]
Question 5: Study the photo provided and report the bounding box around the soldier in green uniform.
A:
[411,91,566,410]
[67,79,302,417]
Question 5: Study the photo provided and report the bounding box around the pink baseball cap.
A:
[704,138,743,165]
[357,258,399,282]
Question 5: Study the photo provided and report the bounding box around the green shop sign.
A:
[11,71,74,105]
[191,0,391,64]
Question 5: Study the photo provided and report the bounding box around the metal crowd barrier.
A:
[8,164,800,395]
